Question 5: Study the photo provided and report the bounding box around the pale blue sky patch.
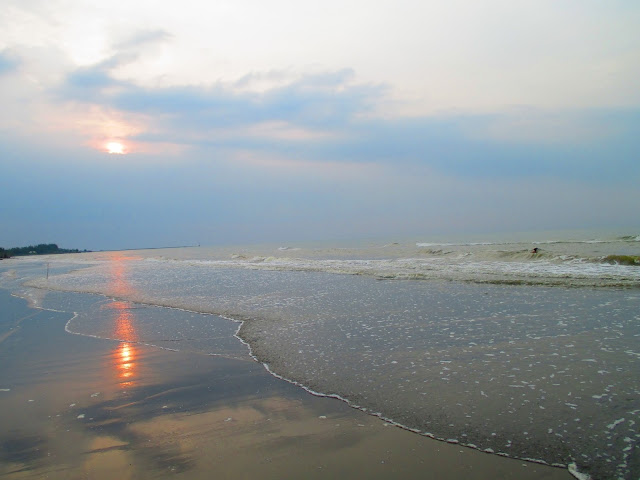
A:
[0,51,20,75]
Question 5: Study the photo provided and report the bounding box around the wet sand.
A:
[0,290,573,479]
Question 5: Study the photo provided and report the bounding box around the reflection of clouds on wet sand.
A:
[69,351,570,480]
[81,436,134,480]
[110,391,570,480]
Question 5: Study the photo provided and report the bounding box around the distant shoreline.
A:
[0,243,87,259]
[93,244,199,253]
[1,244,200,258]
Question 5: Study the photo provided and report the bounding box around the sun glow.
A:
[106,141,126,154]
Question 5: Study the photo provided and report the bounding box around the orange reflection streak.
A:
[107,305,140,388]
[111,301,138,341]
[104,254,141,389]
[115,342,137,388]
[107,252,140,298]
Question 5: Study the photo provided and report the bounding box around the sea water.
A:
[1,229,639,479]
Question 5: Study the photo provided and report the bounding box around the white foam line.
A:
[32,283,255,360]
[232,317,568,474]
[62,311,250,362]
[9,293,69,314]
[568,463,592,480]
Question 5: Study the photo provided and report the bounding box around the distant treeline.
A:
[0,243,87,259]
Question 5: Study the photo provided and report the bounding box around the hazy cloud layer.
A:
[1,1,639,249]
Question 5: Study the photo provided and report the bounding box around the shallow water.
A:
[3,230,640,479]
[0,289,574,480]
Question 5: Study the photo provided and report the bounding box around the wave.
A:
[416,242,496,247]
[142,253,640,288]
[600,255,640,266]
[416,233,640,249]
[619,234,640,242]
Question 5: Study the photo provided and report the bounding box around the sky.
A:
[1,0,639,250]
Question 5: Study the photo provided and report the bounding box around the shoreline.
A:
[236,321,572,472]
[0,288,574,479]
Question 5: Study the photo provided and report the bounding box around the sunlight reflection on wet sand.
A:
[0,278,573,480]
[103,255,141,390]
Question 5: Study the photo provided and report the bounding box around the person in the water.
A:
[531,247,539,253]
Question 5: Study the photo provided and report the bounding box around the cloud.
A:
[66,65,121,90]
[43,47,639,190]
[54,58,387,150]
[61,65,384,129]
[0,50,19,75]
[113,29,172,50]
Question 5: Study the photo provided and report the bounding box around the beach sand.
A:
[0,289,573,479]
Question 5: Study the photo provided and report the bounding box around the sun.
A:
[106,142,126,154]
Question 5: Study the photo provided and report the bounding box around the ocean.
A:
[1,229,639,479]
